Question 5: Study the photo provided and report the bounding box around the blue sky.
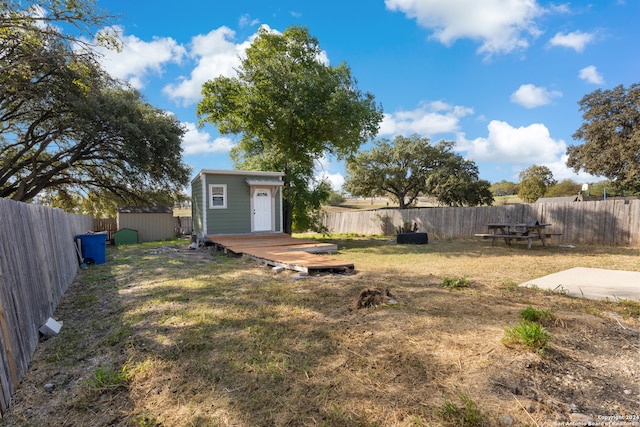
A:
[93,0,639,191]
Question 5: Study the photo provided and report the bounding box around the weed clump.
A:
[440,276,470,289]
[520,305,553,323]
[439,393,490,426]
[503,319,551,354]
[87,362,132,391]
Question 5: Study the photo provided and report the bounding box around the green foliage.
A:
[325,189,346,206]
[490,180,518,196]
[197,25,383,233]
[440,276,470,289]
[291,177,331,233]
[439,394,489,427]
[568,83,640,194]
[520,306,553,323]
[503,320,551,353]
[587,180,627,197]
[0,3,191,205]
[345,135,491,208]
[132,413,161,427]
[0,0,118,51]
[544,179,582,197]
[425,155,494,206]
[518,165,557,203]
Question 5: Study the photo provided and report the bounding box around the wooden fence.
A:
[94,217,192,242]
[322,199,640,247]
[0,198,93,415]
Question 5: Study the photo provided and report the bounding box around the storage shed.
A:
[117,206,174,242]
[191,170,284,239]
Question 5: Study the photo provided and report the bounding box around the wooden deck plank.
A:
[207,233,353,273]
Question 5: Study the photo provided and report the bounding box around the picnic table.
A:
[474,221,562,249]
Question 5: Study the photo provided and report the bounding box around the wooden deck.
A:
[207,233,354,273]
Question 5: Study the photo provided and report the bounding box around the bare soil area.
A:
[1,238,639,426]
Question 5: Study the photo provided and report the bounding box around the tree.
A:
[518,165,556,203]
[344,135,491,208]
[425,156,494,207]
[197,25,383,233]
[324,188,345,206]
[567,83,640,194]
[1,1,191,206]
[0,0,117,49]
[344,135,439,208]
[544,179,581,197]
[587,180,622,197]
[490,180,518,196]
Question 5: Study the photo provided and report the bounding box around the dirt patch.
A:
[355,288,397,308]
[1,239,639,426]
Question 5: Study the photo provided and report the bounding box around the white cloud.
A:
[511,84,562,108]
[239,14,260,28]
[578,65,604,85]
[163,26,254,106]
[384,0,544,57]
[540,154,601,183]
[182,122,235,155]
[457,120,566,163]
[548,31,595,52]
[379,101,474,136]
[317,172,345,192]
[314,156,345,191]
[94,26,186,89]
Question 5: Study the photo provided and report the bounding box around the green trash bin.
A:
[75,233,107,264]
[114,228,138,246]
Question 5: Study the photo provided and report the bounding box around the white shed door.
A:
[253,188,272,231]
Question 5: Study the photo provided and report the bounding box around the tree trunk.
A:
[398,193,407,209]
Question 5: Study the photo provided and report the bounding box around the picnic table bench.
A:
[474,222,562,249]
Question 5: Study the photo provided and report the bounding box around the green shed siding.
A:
[205,174,252,234]
[191,170,284,237]
[191,174,204,235]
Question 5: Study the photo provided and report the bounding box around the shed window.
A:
[209,184,227,209]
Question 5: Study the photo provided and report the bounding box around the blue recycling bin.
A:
[75,233,107,264]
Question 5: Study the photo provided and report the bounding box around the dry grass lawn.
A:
[2,237,639,426]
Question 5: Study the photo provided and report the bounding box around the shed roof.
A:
[192,169,284,184]
[117,206,173,214]
[245,178,284,187]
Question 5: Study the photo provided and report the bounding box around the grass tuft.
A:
[439,393,489,426]
[87,362,132,391]
[132,413,161,426]
[440,276,470,289]
[520,305,553,323]
[503,319,551,354]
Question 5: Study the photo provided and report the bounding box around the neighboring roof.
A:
[117,206,173,214]
[535,196,578,204]
[192,169,284,184]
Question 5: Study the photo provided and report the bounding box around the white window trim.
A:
[209,184,227,209]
